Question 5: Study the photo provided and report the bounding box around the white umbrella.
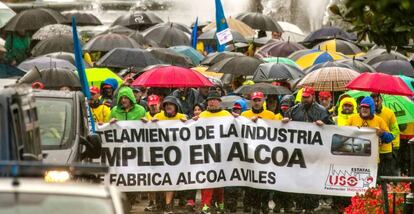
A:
[278,21,306,42]
[0,2,15,28]
[32,24,73,40]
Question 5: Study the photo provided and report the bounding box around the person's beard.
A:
[360,112,374,120]
[252,107,264,114]
[207,106,221,113]
[341,109,353,115]
[303,101,312,110]
[375,105,382,114]
[90,100,100,108]
[165,110,177,117]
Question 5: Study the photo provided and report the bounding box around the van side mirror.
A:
[80,134,102,160]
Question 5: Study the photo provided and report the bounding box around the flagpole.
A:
[72,17,96,133]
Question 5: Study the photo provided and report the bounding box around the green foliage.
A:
[330,0,414,52]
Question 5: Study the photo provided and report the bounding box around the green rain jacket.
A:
[110,87,146,121]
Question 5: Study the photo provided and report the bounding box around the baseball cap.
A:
[102,84,113,89]
[147,95,160,105]
[89,86,100,95]
[302,86,315,97]
[233,103,242,109]
[280,105,289,110]
[251,91,264,100]
[319,91,331,98]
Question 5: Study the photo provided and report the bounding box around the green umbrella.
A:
[262,57,298,67]
[345,90,414,124]
[85,68,122,87]
[399,75,414,93]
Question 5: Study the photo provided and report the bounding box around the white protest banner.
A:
[95,116,378,197]
[216,28,233,45]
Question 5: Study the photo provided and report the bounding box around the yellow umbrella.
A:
[191,66,224,79]
[313,39,363,56]
[202,17,255,38]
[85,68,123,87]
[295,51,347,69]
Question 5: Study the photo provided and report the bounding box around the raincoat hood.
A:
[234,99,248,113]
[100,78,119,90]
[280,95,295,108]
[337,97,357,126]
[116,86,137,106]
[338,97,357,114]
[163,96,183,113]
[360,96,375,116]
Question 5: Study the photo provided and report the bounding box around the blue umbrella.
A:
[169,46,204,65]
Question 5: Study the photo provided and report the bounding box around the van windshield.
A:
[36,98,73,150]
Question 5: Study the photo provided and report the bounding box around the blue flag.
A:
[191,17,198,49]
[215,0,228,52]
[72,17,96,132]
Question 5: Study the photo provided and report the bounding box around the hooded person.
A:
[279,95,295,117]
[334,97,357,126]
[151,96,186,214]
[346,96,394,176]
[109,86,146,121]
[100,78,119,107]
[232,98,248,115]
[152,96,187,121]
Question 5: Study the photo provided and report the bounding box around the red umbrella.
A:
[345,72,414,96]
[131,65,213,88]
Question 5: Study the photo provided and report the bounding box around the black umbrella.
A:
[302,26,357,46]
[235,12,283,32]
[154,22,191,34]
[97,48,161,68]
[198,29,247,46]
[111,11,164,31]
[373,60,414,77]
[336,59,376,73]
[305,61,353,73]
[253,63,305,82]
[128,31,159,48]
[63,12,102,26]
[101,25,134,35]
[83,33,141,52]
[149,48,193,67]
[3,8,68,32]
[142,24,190,47]
[200,51,244,66]
[234,83,291,95]
[0,64,26,78]
[18,67,81,89]
[364,50,408,65]
[208,56,263,76]
[255,41,306,58]
[31,35,76,56]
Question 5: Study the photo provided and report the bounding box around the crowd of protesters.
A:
[62,73,412,214]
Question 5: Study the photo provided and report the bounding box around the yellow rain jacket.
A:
[91,104,111,123]
[376,106,400,149]
[241,109,276,120]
